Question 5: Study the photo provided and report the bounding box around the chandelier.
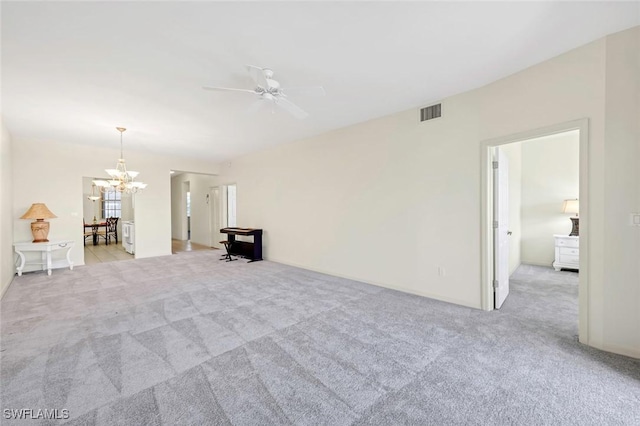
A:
[93,127,147,194]
[87,182,101,202]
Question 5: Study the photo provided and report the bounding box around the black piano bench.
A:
[220,240,237,262]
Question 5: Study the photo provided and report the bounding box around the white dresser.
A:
[553,235,579,271]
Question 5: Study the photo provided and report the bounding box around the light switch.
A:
[631,213,640,226]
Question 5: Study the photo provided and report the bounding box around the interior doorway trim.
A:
[480,118,589,345]
[208,186,221,248]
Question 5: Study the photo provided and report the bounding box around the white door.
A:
[209,187,221,248]
[493,148,510,309]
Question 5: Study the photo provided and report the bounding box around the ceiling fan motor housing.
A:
[202,65,321,119]
[262,68,274,78]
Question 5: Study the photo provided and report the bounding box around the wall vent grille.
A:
[420,104,441,122]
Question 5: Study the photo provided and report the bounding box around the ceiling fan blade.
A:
[202,86,256,94]
[246,65,268,88]
[275,97,308,119]
[280,86,326,97]
[246,99,268,115]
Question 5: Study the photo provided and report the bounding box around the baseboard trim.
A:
[521,261,554,268]
[265,256,481,310]
[1,275,15,300]
[598,343,640,360]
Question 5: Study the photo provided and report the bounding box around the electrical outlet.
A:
[438,267,446,277]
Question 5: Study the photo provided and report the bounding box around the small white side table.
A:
[14,240,75,276]
[553,235,579,271]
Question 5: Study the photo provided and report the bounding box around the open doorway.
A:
[208,183,237,250]
[186,184,191,240]
[170,171,219,254]
[481,119,589,344]
[82,176,134,264]
[209,187,221,249]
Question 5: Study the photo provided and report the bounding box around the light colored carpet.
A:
[1,255,638,425]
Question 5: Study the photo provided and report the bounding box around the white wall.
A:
[171,172,218,246]
[171,176,186,241]
[1,121,14,298]
[602,28,640,358]
[12,139,219,266]
[218,97,483,308]
[216,27,640,358]
[520,131,580,266]
[499,143,522,276]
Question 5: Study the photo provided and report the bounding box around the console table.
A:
[220,227,263,262]
[14,240,75,276]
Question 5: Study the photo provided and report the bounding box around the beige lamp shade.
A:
[20,203,58,220]
[562,199,579,216]
[20,203,57,242]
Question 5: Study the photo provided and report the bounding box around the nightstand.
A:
[553,235,579,271]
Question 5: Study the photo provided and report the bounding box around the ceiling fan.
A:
[203,65,325,119]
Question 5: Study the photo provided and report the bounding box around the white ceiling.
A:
[2,1,639,162]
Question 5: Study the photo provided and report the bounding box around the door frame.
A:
[493,147,510,309]
[480,119,589,344]
[181,181,190,241]
[208,186,221,248]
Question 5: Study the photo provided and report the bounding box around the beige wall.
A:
[499,143,522,276]
[217,27,639,358]
[602,28,640,357]
[1,121,14,298]
[521,131,580,266]
[11,139,219,267]
[219,96,483,308]
[171,176,187,241]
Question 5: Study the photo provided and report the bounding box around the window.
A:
[227,184,237,227]
[102,189,122,218]
[186,191,191,218]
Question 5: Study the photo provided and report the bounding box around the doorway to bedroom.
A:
[482,120,588,343]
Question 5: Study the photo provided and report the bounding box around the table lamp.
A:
[562,199,579,236]
[20,203,57,242]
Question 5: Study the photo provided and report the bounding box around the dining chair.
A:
[106,217,119,245]
[95,220,108,244]
[83,220,94,246]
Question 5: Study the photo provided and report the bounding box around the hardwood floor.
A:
[172,239,217,254]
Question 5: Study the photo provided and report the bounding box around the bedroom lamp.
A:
[562,199,579,236]
[20,203,58,242]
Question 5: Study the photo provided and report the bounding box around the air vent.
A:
[420,103,441,122]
